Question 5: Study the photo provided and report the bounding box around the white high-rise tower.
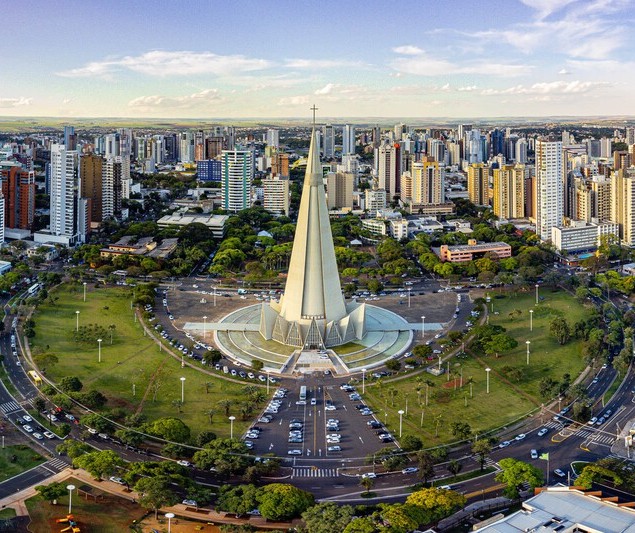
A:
[535,139,563,241]
[49,143,79,238]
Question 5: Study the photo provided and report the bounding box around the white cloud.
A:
[277,95,310,106]
[518,0,578,20]
[481,80,610,96]
[392,45,424,55]
[284,58,365,69]
[314,83,336,95]
[0,97,32,108]
[58,50,271,78]
[458,85,477,91]
[558,69,570,75]
[128,89,222,109]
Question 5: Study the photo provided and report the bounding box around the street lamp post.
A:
[526,340,531,365]
[229,415,236,439]
[83,282,87,302]
[165,512,175,533]
[266,371,270,395]
[529,309,534,331]
[180,376,186,403]
[362,368,367,394]
[438,355,442,370]
[97,338,102,363]
[203,315,208,339]
[213,286,217,307]
[66,484,75,514]
[75,310,80,332]
[535,284,539,305]
[398,409,405,438]
[485,367,491,394]
[421,316,425,341]
[408,288,411,308]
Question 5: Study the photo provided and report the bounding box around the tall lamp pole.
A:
[229,415,236,439]
[203,315,208,339]
[165,512,175,533]
[421,316,425,341]
[485,367,491,394]
[180,376,186,403]
[408,288,411,308]
[535,284,539,305]
[67,484,75,514]
[75,310,80,332]
[529,309,534,332]
[526,340,531,365]
[362,368,367,394]
[97,338,102,363]
[398,409,405,438]
[83,282,87,302]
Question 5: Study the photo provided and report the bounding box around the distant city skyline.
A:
[2,0,634,119]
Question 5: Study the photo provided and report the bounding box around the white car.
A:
[288,449,302,455]
[43,431,56,439]
[326,434,341,440]
[325,405,336,411]
[537,428,549,437]
[109,476,126,485]
[361,472,377,479]
[327,445,341,452]
[177,460,193,467]
[515,433,526,441]
[23,425,33,433]
[22,415,33,422]
[530,449,538,459]
[33,432,43,440]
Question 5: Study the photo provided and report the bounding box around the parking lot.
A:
[246,374,398,461]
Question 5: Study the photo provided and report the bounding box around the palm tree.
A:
[424,380,435,406]
[251,391,267,405]
[242,385,259,396]
[360,476,375,495]
[240,402,254,421]
[217,399,233,417]
[434,414,443,437]
[389,388,398,407]
[206,409,216,424]
[447,459,462,478]
[205,382,213,394]
[465,376,475,398]
[171,399,183,413]
[108,324,116,345]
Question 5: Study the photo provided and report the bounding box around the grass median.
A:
[30,284,253,439]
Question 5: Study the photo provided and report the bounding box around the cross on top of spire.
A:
[310,104,318,127]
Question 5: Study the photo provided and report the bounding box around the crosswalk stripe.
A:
[0,401,21,414]
[292,467,338,478]
[46,458,69,470]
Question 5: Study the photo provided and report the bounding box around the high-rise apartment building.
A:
[221,150,254,212]
[271,153,289,177]
[102,157,123,219]
[263,175,289,216]
[377,141,401,200]
[467,163,490,206]
[535,139,564,241]
[326,172,354,210]
[515,138,528,163]
[64,126,77,151]
[0,166,36,230]
[412,159,444,205]
[322,125,335,158]
[49,143,82,240]
[266,129,280,149]
[180,132,195,163]
[365,185,386,213]
[342,125,355,156]
[194,131,206,161]
[492,164,526,219]
[611,167,635,246]
[79,153,103,224]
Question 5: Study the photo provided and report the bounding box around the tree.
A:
[193,439,251,478]
[576,464,624,489]
[251,359,264,372]
[73,449,124,480]
[472,439,491,471]
[80,413,113,433]
[550,317,571,345]
[343,516,379,533]
[196,430,217,447]
[257,483,314,521]
[495,458,544,499]
[145,417,191,443]
[56,440,90,459]
[59,376,83,393]
[450,422,472,441]
[416,451,435,483]
[360,476,375,495]
[135,476,179,519]
[447,459,462,477]
[406,487,466,522]
[35,482,68,504]
[216,484,260,516]
[385,359,401,372]
[484,333,518,358]
[302,502,354,533]
[400,435,423,451]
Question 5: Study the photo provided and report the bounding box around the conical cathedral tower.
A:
[260,127,365,349]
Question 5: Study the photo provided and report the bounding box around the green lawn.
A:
[0,508,16,519]
[25,477,146,533]
[31,284,256,440]
[485,288,589,395]
[0,445,45,482]
[361,289,591,445]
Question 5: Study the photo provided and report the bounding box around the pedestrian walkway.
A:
[577,428,615,445]
[292,467,338,478]
[0,400,21,414]
[45,458,70,471]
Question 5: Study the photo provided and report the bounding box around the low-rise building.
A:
[438,239,512,263]
[157,212,228,239]
[551,220,619,254]
[100,236,178,259]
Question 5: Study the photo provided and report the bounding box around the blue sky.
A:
[1,0,634,118]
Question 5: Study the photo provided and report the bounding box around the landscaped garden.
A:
[30,284,254,440]
[361,288,592,445]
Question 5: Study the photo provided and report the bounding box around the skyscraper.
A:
[266,129,280,149]
[263,175,289,216]
[377,141,401,200]
[611,167,635,246]
[221,150,254,212]
[467,163,490,206]
[64,125,77,151]
[102,157,123,219]
[322,124,335,158]
[342,124,356,155]
[49,143,82,241]
[260,127,365,348]
[79,153,103,224]
[535,139,564,241]
[326,172,354,210]
[0,166,36,230]
[412,159,445,205]
[492,164,526,219]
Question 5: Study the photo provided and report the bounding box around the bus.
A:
[299,386,307,401]
[27,370,42,386]
[27,283,41,296]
